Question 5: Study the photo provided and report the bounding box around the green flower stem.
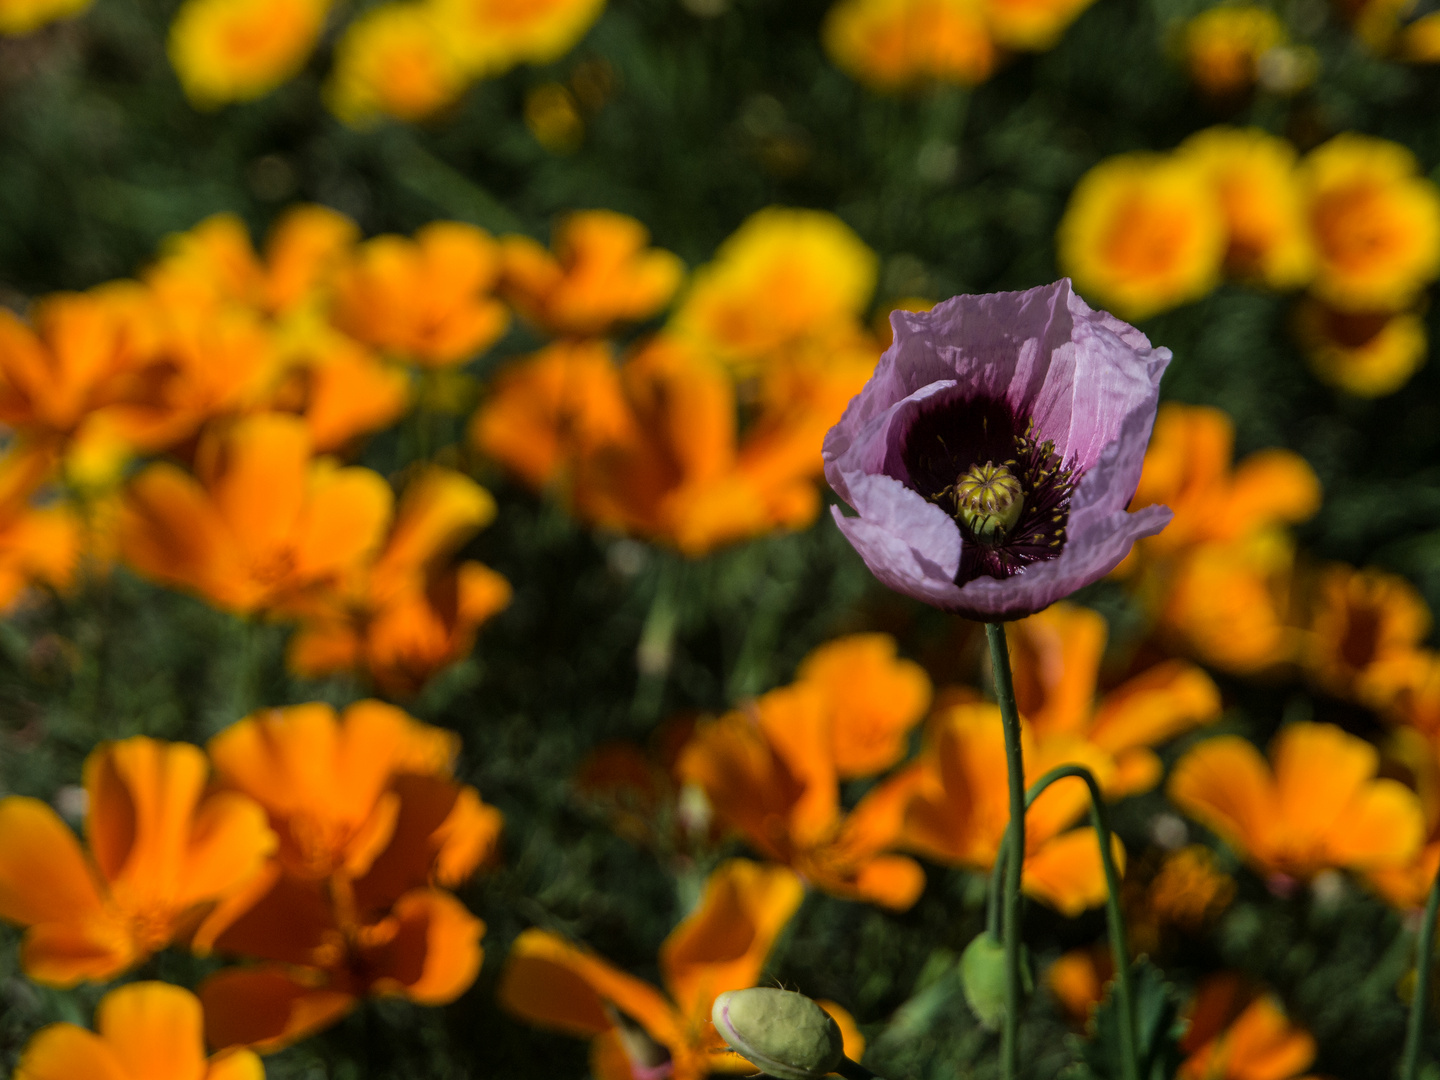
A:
[1401,861,1440,1080]
[984,622,1027,1080]
[986,763,1139,1080]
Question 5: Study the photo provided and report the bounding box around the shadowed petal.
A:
[367,888,484,1003]
[201,968,356,1053]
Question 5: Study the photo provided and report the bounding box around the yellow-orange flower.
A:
[1180,6,1286,97]
[168,0,330,107]
[287,467,512,695]
[795,633,932,777]
[1169,722,1424,882]
[431,0,606,74]
[498,860,810,1080]
[0,0,87,33]
[1179,975,1317,1080]
[880,703,1124,916]
[1301,563,1431,708]
[1179,127,1313,288]
[0,448,82,609]
[1402,11,1440,59]
[669,207,878,370]
[118,413,393,614]
[198,699,500,1050]
[267,328,412,451]
[326,4,471,126]
[1291,297,1427,397]
[15,982,262,1080]
[980,0,1095,51]
[677,682,927,910]
[331,222,509,367]
[1301,133,1440,313]
[499,210,685,337]
[1366,727,1440,909]
[1058,152,1227,320]
[822,0,995,90]
[0,737,274,986]
[1145,844,1236,930]
[1007,602,1222,795]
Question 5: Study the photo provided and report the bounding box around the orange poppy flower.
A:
[0,737,274,986]
[795,633,932,777]
[880,703,1123,915]
[167,0,330,107]
[1144,844,1236,931]
[325,3,471,126]
[266,328,411,451]
[118,413,392,614]
[471,338,637,490]
[1302,563,1432,707]
[197,699,500,1050]
[822,0,996,91]
[1365,727,1440,909]
[1047,945,1112,1023]
[1168,722,1424,883]
[498,859,807,1080]
[677,682,927,910]
[286,467,512,695]
[499,210,686,337]
[1291,298,1427,398]
[1006,602,1222,795]
[1372,649,1440,744]
[0,447,82,610]
[431,0,607,74]
[330,222,509,368]
[1179,974,1317,1080]
[1180,6,1287,98]
[15,981,262,1080]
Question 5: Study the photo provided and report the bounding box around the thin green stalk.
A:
[984,622,1027,1080]
[987,764,1139,1080]
[1400,862,1440,1080]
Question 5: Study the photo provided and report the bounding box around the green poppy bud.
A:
[960,934,1008,1030]
[711,987,844,1080]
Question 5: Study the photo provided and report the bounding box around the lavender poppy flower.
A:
[823,279,1172,621]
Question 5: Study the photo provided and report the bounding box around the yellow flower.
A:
[1179,126,1313,289]
[1301,133,1440,312]
[980,0,1096,51]
[822,0,995,90]
[168,0,330,107]
[1402,11,1440,60]
[431,0,606,74]
[326,3,471,126]
[1180,5,1286,97]
[0,0,87,35]
[1058,152,1227,320]
[1292,297,1427,397]
[670,207,877,369]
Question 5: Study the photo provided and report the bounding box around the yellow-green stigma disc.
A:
[954,461,1025,541]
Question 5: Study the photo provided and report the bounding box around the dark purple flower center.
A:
[899,392,1079,585]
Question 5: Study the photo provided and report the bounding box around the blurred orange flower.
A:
[880,703,1123,915]
[119,413,393,614]
[198,699,500,1050]
[1301,133,1440,313]
[498,859,806,1080]
[433,0,607,74]
[1291,297,1427,398]
[1047,945,1111,1023]
[267,329,412,451]
[287,467,512,695]
[1007,602,1222,795]
[1179,974,1317,1080]
[1301,562,1431,707]
[326,4,470,125]
[1169,722,1424,882]
[1057,152,1227,320]
[331,222,509,367]
[822,0,996,90]
[1179,127,1314,289]
[980,0,1096,50]
[677,682,927,910]
[1144,844,1235,930]
[0,737,274,986]
[168,0,330,107]
[1180,6,1286,97]
[499,210,686,337]
[15,981,262,1080]
[0,448,82,610]
[669,207,878,371]
[1366,727,1440,909]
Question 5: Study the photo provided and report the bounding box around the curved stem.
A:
[1401,862,1440,1080]
[984,622,1026,1080]
[987,763,1139,1080]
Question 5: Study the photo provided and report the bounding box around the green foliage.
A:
[1064,960,1184,1080]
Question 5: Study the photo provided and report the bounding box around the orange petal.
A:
[373,467,494,584]
[367,888,484,1003]
[14,1024,128,1080]
[199,869,331,966]
[659,859,804,1026]
[498,927,682,1046]
[291,460,394,581]
[753,684,839,847]
[118,464,245,609]
[0,796,106,926]
[1168,735,1278,861]
[21,918,135,986]
[1270,723,1377,849]
[95,981,206,1080]
[203,414,310,568]
[1021,827,1124,917]
[849,855,926,911]
[1214,995,1316,1080]
[1088,660,1222,755]
[204,1049,266,1080]
[178,792,278,909]
[1006,603,1106,741]
[675,714,795,862]
[817,999,866,1062]
[201,968,356,1053]
[1325,778,1425,870]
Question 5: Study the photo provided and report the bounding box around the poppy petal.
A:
[201,968,356,1053]
[0,797,106,926]
[96,981,207,1080]
[14,1024,128,1080]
